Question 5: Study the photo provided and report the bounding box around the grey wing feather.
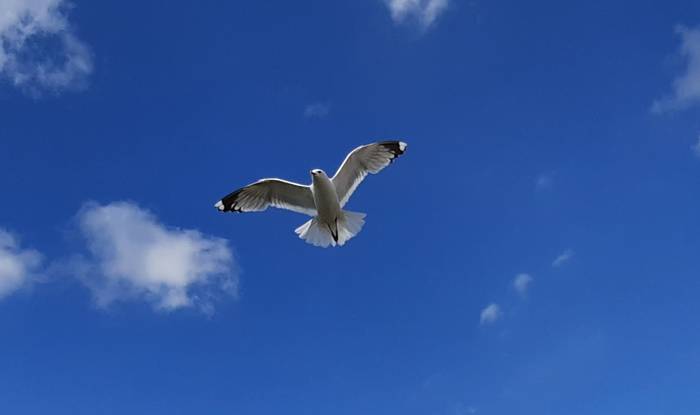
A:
[215,178,316,216]
[331,140,407,207]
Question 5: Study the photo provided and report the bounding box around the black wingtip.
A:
[214,200,226,211]
[378,140,408,161]
[215,187,247,213]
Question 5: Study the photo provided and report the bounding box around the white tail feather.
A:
[295,210,366,248]
[294,217,334,247]
[337,210,365,245]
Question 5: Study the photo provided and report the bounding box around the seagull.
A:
[214,140,407,247]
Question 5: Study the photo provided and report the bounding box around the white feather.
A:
[332,141,407,207]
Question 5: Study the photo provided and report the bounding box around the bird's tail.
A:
[337,210,366,246]
[294,210,366,248]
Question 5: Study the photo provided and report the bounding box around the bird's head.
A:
[310,169,326,179]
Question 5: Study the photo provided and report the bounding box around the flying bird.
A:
[214,141,407,247]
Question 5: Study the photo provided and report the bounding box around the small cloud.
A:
[552,249,574,267]
[479,303,501,325]
[452,402,477,415]
[535,174,553,191]
[73,202,237,313]
[692,136,700,158]
[0,0,93,93]
[0,229,42,300]
[652,25,700,113]
[513,273,533,297]
[383,0,450,29]
[303,102,330,119]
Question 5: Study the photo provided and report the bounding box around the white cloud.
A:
[303,102,330,119]
[652,25,700,113]
[535,174,553,191]
[513,273,533,297]
[552,249,574,267]
[452,402,477,415]
[383,0,449,29]
[0,229,42,299]
[692,136,700,158]
[479,303,501,325]
[0,0,92,92]
[74,202,237,312]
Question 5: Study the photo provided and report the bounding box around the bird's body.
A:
[214,141,407,247]
[310,170,340,229]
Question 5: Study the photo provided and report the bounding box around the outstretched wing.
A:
[332,141,407,207]
[214,178,316,216]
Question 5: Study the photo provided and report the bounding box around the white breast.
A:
[311,174,341,221]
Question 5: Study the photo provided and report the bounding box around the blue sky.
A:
[1,0,700,414]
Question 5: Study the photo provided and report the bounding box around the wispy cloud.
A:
[452,402,478,415]
[692,136,700,158]
[652,25,700,113]
[303,102,330,119]
[479,303,501,325]
[535,174,553,191]
[0,0,92,93]
[552,249,574,268]
[513,273,533,297]
[73,202,237,313]
[0,229,42,300]
[383,0,450,29]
